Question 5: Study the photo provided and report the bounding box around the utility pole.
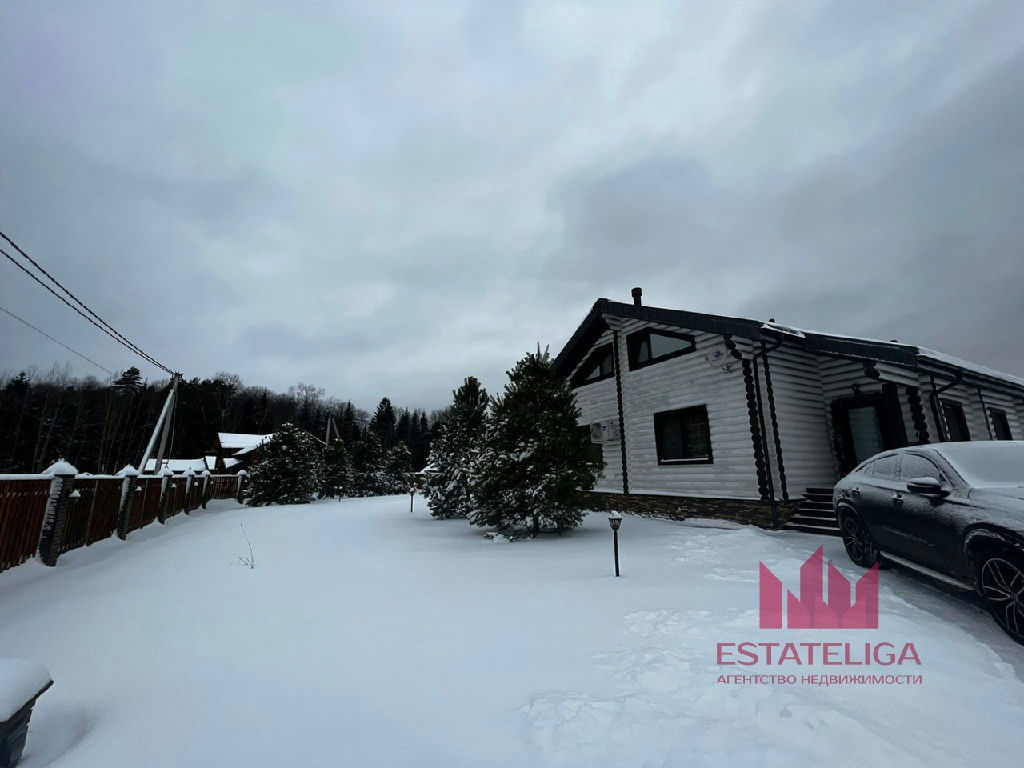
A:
[140,374,179,473]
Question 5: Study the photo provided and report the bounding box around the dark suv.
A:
[834,441,1024,644]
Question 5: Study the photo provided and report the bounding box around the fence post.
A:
[183,468,195,515]
[236,470,248,505]
[37,459,78,567]
[158,466,174,524]
[201,470,211,509]
[116,465,139,540]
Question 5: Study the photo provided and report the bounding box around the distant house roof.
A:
[553,298,1024,395]
[143,457,208,473]
[217,433,274,453]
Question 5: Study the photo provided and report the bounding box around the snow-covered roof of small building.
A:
[217,433,274,451]
[143,458,209,473]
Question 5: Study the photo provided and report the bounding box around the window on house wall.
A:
[941,400,970,442]
[653,405,712,464]
[570,344,614,388]
[989,409,1013,440]
[577,425,605,470]
[626,328,696,370]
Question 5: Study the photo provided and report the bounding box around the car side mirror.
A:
[906,477,949,498]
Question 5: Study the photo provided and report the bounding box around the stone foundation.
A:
[581,491,800,529]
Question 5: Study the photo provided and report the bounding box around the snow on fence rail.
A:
[0,465,248,574]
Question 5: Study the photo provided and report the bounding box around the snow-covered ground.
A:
[2,496,1024,767]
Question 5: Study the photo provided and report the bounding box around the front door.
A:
[832,393,899,474]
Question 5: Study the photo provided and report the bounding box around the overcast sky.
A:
[2,1,1023,411]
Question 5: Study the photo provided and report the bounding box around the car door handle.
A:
[892,493,903,505]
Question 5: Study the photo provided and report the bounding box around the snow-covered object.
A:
[142,457,208,473]
[424,377,489,519]
[217,433,274,454]
[0,659,51,721]
[41,459,77,477]
[159,466,174,478]
[116,465,139,478]
[2,501,1023,766]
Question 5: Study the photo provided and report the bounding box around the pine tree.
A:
[112,367,143,396]
[383,441,413,494]
[425,376,489,519]
[470,350,601,534]
[321,439,352,498]
[248,423,325,506]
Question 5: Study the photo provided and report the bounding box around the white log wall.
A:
[568,314,1024,501]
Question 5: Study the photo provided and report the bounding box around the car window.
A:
[866,454,899,479]
[900,454,947,483]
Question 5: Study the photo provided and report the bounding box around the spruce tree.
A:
[321,439,352,498]
[383,441,413,494]
[351,429,385,496]
[248,423,325,506]
[425,376,489,519]
[370,397,397,452]
[470,350,601,534]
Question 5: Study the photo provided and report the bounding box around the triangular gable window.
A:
[571,344,615,388]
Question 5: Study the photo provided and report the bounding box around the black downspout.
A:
[760,339,788,503]
[612,329,629,495]
[977,386,993,440]
[752,355,779,528]
[929,372,963,442]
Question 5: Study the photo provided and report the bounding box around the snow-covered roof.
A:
[143,458,209,473]
[555,298,1024,393]
[205,455,218,470]
[217,433,274,451]
[223,457,242,469]
[916,348,1024,389]
[0,658,51,721]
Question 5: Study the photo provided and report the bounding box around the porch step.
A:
[784,522,842,537]
[782,486,840,536]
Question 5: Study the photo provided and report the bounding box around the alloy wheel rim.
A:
[842,516,870,563]
[981,558,1024,638]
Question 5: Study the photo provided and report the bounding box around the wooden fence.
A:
[0,472,246,574]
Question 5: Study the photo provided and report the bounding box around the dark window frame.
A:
[570,344,615,388]
[940,400,970,442]
[653,405,713,465]
[626,328,696,371]
[989,408,1013,440]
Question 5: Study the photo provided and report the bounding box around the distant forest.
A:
[0,364,439,475]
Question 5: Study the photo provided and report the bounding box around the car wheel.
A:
[978,554,1024,645]
[839,509,881,568]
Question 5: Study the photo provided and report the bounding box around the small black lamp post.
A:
[608,511,622,577]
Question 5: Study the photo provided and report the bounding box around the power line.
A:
[0,302,114,375]
[0,245,170,373]
[0,229,162,367]
[0,231,176,375]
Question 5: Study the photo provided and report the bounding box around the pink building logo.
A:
[759,547,879,629]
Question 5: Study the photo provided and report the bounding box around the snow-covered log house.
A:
[552,289,1024,532]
